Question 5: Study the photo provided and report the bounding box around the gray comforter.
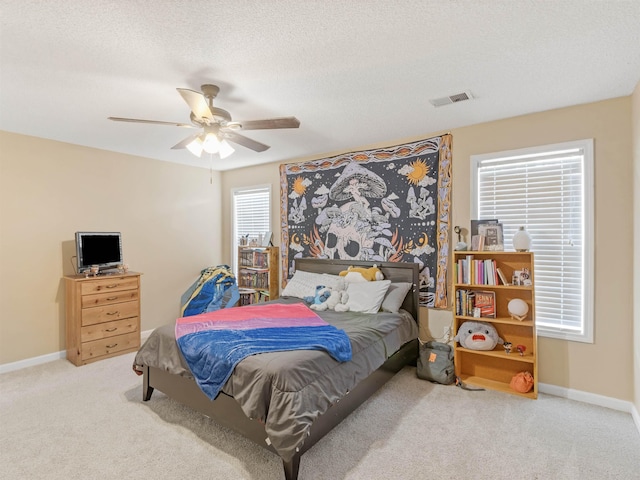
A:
[133,297,418,461]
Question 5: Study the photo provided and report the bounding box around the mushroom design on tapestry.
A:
[406,186,435,220]
[311,185,329,213]
[381,193,401,218]
[319,162,388,260]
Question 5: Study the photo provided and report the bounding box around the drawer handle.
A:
[105,327,118,332]
[106,343,118,348]
[106,311,119,316]
[106,296,118,301]
[105,284,118,289]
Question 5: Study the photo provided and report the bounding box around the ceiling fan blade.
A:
[176,88,213,121]
[232,116,300,130]
[223,132,270,152]
[171,133,201,150]
[108,117,195,128]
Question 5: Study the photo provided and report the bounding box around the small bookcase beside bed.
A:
[134,258,420,480]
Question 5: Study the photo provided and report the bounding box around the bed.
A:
[133,258,419,480]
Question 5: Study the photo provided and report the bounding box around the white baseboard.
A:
[539,383,640,437]
[0,329,154,375]
[632,404,640,435]
[0,350,67,374]
[539,382,635,413]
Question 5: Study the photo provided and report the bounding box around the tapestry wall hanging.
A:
[279,134,452,308]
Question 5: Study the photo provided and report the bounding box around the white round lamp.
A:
[512,226,532,251]
[508,298,529,321]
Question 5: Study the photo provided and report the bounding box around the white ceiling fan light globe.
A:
[202,133,221,154]
[219,139,235,159]
[186,137,204,157]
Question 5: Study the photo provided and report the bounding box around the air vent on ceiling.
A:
[429,91,474,107]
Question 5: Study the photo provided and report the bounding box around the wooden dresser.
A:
[64,272,141,366]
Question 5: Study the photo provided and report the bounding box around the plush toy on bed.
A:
[307,285,349,312]
[339,265,384,283]
[454,320,504,350]
[304,285,331,306]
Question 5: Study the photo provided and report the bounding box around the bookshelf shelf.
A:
[453,251,538,398]
[237,246,279,306]
[456,347,535,364]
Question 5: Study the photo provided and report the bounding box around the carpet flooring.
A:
[1,352,639,479]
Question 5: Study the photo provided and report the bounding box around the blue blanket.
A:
[180,265,240,317]
[175,303,352,400]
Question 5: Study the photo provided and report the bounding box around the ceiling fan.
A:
[108,84,300,158]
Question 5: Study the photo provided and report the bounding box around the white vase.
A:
[512,226,532,251]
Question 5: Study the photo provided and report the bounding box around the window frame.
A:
[231,184,272,273]
[470,139,595,343]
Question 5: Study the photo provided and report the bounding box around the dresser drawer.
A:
[80,276,138,296]
[81,317,138,343]
[81,300,139,326]
[80,331,140,361]
[81,290,139,308]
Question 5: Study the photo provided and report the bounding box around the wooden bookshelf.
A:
[453,251,537,399]
[237,246,279,305]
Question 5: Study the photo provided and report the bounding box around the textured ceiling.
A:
[1,1,639,171]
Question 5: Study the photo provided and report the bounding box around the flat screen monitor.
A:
[75,231,123,273]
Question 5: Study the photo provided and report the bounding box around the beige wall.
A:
[632,81,640,416]
[222,97,635,401]
[0,131,222,364]
[1,95,636,403]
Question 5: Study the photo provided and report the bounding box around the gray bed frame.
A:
[141,259,420,480]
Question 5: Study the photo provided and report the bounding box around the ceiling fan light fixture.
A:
[219,139,235,159]
[186,136,204,157]
[202,133,221,154]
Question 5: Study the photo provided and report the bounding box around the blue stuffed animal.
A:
[304,285,331,306]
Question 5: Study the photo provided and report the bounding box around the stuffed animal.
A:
[339,265,384,283]
[454,320,504,350]
[304,285,331,306]
[309,286,350,312]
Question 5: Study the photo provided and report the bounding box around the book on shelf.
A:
[471,234,485,252]
[474,291,496,318]
[455,289,476,316]
[455,255,498,285]
[496,267,510,285]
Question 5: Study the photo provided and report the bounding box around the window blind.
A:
[233,187,271,242]
[472,140,593,342]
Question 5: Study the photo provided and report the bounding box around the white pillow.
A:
[281,270,345,299]
[344,280,391,313]
[381,282,413,313]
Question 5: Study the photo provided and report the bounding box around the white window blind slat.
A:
[232,187,271,272]
[472,139,594,343]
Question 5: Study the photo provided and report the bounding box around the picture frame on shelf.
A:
[470,219,499,238]
[512,268,531,286]
[519,268,532,286]
[479,223,504,251]
[261,230,273,247]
